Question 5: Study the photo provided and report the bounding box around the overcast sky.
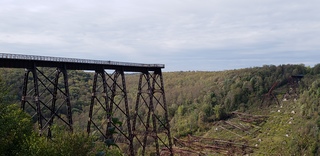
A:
[1,0,320,71]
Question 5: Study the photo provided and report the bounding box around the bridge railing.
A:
[0,53,164,68]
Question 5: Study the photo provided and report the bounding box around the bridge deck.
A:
[0,53,164,72]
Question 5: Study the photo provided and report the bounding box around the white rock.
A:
[278,110,281,113]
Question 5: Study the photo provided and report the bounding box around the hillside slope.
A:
[1,64,320,155]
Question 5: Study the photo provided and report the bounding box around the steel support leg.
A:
[20,67,43,134]
[154,69,173,156]
[87,70,113,139]
[48,68,61,138]
[87,71,99,134]
[150,72,160,155]
[143,72,153,155]
[21,67,43,134]
[62,68,73,132]
[21,69,31,110]
[31,67,43,134]
[119,70,134,156]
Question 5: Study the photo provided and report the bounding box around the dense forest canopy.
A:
[1,63,320,155]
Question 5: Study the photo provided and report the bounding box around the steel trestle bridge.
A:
[0,53,173,156]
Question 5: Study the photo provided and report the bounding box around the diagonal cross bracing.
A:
[1,53,172,156]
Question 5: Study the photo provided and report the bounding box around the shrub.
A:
[0,104,32,156]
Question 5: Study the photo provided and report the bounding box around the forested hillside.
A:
[1,64,320,155]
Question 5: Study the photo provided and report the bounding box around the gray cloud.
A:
[0,0,320,71]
